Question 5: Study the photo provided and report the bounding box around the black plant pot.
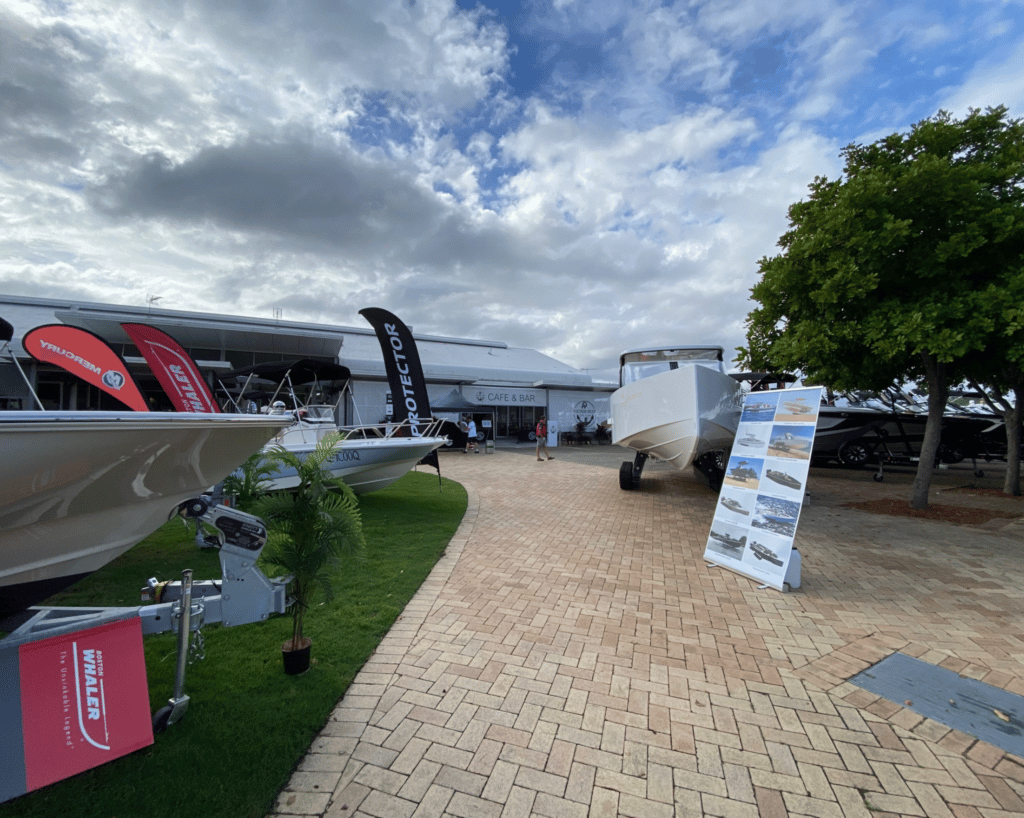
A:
[282,638,312,675]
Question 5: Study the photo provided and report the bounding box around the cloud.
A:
[1,0,1022,376]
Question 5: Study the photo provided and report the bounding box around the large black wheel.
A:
[619,461,637,490]
[837,438,872,468]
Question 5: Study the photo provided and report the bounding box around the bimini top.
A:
[220,358,351,385]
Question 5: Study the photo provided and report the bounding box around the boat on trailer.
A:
[0,410,289,622]
[611,346,744,491]
[219,358,449,495]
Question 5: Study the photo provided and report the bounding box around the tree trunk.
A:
[1004,396,1022,496]
[910,355,948,509]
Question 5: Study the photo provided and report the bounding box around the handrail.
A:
[335,416,448,441]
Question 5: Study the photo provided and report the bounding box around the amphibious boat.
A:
[611,346,743,491]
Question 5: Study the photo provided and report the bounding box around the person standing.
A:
[536,415,553,461]
[465,416,478,453]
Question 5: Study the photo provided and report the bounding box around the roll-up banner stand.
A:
[703,387,822,591]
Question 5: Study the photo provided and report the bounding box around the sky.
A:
[2,1,1023,382]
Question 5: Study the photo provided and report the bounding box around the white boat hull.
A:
[611,365,743,468]
[263,435,448,494]
[1,411,290,619]
[254,413,447,495]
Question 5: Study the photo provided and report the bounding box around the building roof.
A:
[0,295,609,391]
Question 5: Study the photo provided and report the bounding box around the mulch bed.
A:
[843,498,1018,526]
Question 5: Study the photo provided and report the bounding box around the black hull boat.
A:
[813,405,1008,469]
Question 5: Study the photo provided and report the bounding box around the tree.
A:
[744,107,1024,508]
[255,435,365,665]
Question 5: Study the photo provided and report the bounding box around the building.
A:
[0,295,615,441]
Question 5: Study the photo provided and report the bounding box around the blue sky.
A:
[1,0,1022,379]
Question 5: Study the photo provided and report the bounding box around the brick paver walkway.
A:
[269,448,1024,818]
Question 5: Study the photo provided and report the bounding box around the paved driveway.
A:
[271,447,1024,818]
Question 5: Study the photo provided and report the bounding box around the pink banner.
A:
[122,323,220,413]
[23,324,149,411]
[18,618,154,792]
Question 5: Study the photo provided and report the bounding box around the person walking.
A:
[536,415,553,461]
[465,417,478,453]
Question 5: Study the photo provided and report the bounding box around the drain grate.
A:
[849,652,1024,757]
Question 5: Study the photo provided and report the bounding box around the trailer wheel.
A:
[873,473,884,483]
[975,469,985,478]
[152,705,174,734]
[837,439,871,468]
[619,461,637,490]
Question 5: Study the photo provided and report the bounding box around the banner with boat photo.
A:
[704,387,823,591]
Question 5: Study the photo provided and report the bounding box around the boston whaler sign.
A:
[1,619,153,802]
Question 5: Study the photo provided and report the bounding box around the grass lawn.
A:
[1,470,467,818]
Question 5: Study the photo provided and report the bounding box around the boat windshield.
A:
[303,405,336,423]
[620,348,724,386]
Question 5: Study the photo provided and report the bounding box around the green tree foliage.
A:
[255,434,366,651]
[744,107,1024,507]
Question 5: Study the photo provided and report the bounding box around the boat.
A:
[720,497,749,515]
[750,541,784,566]
[780,398,814,415]
[219,359,449,494]
[736,432,765,449]
[765,469,802,490]
[726,461,758,482]
[611,346,744,491]
[768,431,812,457]
[0,411,290,622]
[814,397,1007,469]
[709,530,746,550]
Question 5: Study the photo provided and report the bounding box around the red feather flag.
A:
[23,324,150,411]
[121,323,220,413]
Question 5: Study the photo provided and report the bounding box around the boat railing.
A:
[336,416,448,442]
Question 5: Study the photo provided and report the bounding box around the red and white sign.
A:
[122,323,220,413]
[23,324,149,411]
[17,618,153,792]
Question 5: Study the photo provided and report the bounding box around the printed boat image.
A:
[765,469,802,491]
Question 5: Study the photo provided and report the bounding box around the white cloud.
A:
[1,0,1022,375]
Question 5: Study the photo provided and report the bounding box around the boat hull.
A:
[263,435,448,494]
[1,412,289,619]
[813,406,1007,466]
[611,365,743,469]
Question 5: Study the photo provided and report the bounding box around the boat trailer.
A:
[1,499,289,732]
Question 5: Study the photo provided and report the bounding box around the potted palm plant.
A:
[220,451,275,511]
[255,434,365,674]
